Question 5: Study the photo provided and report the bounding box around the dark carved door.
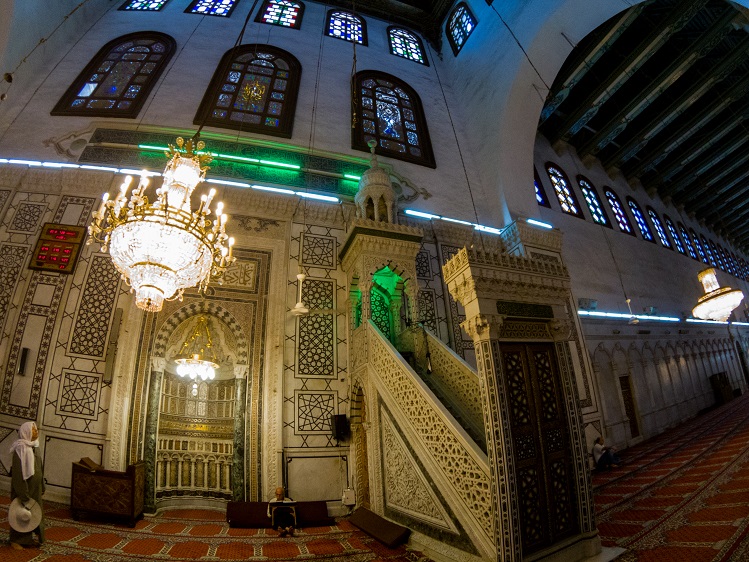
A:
[500,342,579,555]
[618,375,641,438]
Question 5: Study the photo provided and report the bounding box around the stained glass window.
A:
[710,240,725,270]
[578,177,610,227]
[256,0,303,29]
[120,0,169,9]
[604,188,634,235]
[701,235,717,266]
[446,3,476,56]
[546,165,582,217]
[327,11,366,44]
[690,230,708,263]
[51,32,175,118]
[678,223,697,259]
[353,71,435,168]
[194,44,301,138]
[663,216,684,254]
[627,198,653,242]
[647,208,671,249]
[388,28,427,65]
[534,168,550,208]
[186,0,238,16]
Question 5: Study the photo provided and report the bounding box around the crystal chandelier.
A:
[174,316,219,381]
[692,267,744,322]
[87,137,235,312]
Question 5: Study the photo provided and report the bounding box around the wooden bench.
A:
[226,500,334,528]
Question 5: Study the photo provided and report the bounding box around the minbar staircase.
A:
[351,321,494,559]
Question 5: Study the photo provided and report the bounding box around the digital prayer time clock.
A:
[29,223,86,274]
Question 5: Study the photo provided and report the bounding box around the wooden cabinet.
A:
[71,458,145,527]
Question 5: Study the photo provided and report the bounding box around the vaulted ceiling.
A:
[538,0,749,251]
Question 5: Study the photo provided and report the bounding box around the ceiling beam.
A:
[539,7,645,124]
[685,162,749,215]
[547,0,709,145]
[620,90,749,179]
[669,139,749,203]
[577,8,738,159]
[697,179,749,222]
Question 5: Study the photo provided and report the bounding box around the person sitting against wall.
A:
[593,436,621,471]
[267,486,295,537]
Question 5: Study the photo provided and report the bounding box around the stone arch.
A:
[349,380,371,510]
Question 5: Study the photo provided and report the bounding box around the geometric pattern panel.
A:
[417,289,437,333]
[371,289,391,340]
[415,250,431,278]
[57,369,101,420]
[0,244,27,330]
[9,202,46,233]
[518,466,544,547]
[381,409,458,532]
[298,314,334,378]
[0,189,10,212]
[69,255,120,358]
[302,279,334,310]
[295,390,336,434]
[534,350,558,422]
[505,351,531,426]
[302,234,336,268]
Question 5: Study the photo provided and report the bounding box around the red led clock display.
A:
[29,223,86,274]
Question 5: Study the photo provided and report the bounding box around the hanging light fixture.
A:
[174,315,219,381]
[692,267,744,322]
[87,137,235,312]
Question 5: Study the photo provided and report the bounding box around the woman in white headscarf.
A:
[9,421,45,549]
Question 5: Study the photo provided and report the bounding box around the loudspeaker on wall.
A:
[330,414,350,441]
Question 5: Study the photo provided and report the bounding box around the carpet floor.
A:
[0,496,430,561]
[594,393,749,561]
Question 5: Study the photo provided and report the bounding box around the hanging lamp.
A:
[174,316,220,381]
[692,267,744,322]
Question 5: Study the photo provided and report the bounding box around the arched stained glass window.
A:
[352,71,435,168]
[647,207,671,249]
[186,0,238,16]
[120,0,169,10]
[388,28,427,65]
[446,3,476,56]
[710,240,725,270]
[678,223,697,259]
[604,188,634,235]
[51,32,175,118]
[627,198,653,242]
[194,44,301,138]
[701,235,717,266]
[578,177,610,227]
[690,230,708,263]
[256,0,304,28]
[545,164,582,218]
[327,10,366,44]
[663,216,684,254]
[534,167,550,208]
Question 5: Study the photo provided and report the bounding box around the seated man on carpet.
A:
[593,436,621,471]
[267,486,295,537]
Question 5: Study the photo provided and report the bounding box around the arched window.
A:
[186,0,239,16]
[194,44,301,138]
[120,0,170,10]
[352,71,435,168]
[647,207,671,249]
[388,27,427,65]
[534,167,550,208]
[627,198,653,242]
[545,164,582,218]
[604,188,634,235]
[690,229,708,263]
[710,240,725,270]
[578,176,610,227]
[256,0,304,29]
[326,10,366,44]
[446,3,476,56]
[701,235,717,266]
[663,216,685,254]
[678,223,697,259]
[51,32,175,118]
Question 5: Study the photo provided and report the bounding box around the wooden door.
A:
[499,343,580,555]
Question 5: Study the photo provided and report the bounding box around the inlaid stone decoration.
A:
[295,390,337,433]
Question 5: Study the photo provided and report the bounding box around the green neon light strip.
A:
[344,174,361,181]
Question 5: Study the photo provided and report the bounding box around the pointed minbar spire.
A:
[354,140,397,224]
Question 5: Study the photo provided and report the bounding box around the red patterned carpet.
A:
[594,393,749,561]
[0,496,430,561]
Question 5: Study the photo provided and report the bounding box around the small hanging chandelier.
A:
[87,136,235,312]
[692,267,744,322]
[174,316,219,381]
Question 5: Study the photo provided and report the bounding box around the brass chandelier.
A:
[692,267,744,322]
[174,315,219,381]
[88,137,235,312]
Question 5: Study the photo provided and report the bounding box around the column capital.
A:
[549,319,573,342]
[151,356,166,372]
[462,314,505,341]
[234,364,249,379]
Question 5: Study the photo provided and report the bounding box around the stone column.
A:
[232,365,248,501]
[144,356,166,513]
[463,314,521,561]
